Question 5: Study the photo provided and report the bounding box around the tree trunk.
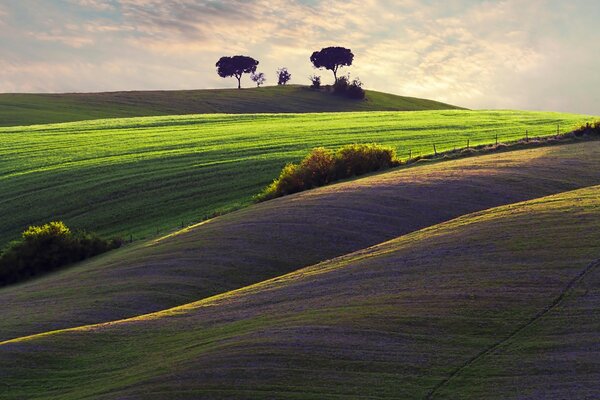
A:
[333,69,337,83]
[236,75,241,89]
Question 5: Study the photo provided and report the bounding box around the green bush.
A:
[258,143,399,201]
[0,221,122,287]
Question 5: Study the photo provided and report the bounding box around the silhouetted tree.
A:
[216,55,259,89]
[310,47,354,82]
[277,67,291,85]
[251,72,266,87]
[309,75,321,89]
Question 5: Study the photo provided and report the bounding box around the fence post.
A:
[526,130,529,142]
[467,139,470,149]
[495,134,498,145]
[129,234,133,243]
[433,144,437,156]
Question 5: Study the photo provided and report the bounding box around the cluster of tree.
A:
[216,46,362,98]
[0,221,122,287]
[257,143,399,201]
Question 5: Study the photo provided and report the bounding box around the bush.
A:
[0,221,121,287]
[257,144,399,201]
[309,75,321,89]
[332,75,365,99]
[347,77,365,99]
[332,75,350,95]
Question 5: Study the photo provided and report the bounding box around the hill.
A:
[0,85,462,126]
[0,109,593,249]
[2,141,600,342]
[2,183,599,399]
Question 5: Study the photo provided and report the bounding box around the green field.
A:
[0,110,593,248]
[0,85,462,127]
[2,182,599,399]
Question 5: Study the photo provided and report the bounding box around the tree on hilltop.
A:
[216,55,259,89]
[310,46,354,83]
[251,72,266,87]
[277,68,291,85]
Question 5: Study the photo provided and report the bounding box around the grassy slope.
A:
[0,85,462,127]
[2,184,599,399]
[0,110,593,248]
[2,141,600,342]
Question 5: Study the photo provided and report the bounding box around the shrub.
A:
[346,77,365,99]
[309,75,321,89]
[332,75,365,99]
[332,75,350,95]
[257,144,399,201]
[0,221,121,287]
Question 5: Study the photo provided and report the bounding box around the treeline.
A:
[0,221,121,287]
[216,46,365,99]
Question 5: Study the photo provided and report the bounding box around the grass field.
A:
[2,141,600,342]
[2,183,599,399]
[0,85,462,127]
[0,109,594,248]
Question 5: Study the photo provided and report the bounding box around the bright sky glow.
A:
[1,0,598,113]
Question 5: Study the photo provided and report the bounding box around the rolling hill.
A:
[2,182,599,399]
[0,85,462,127]
[2,140,600,343]
[0,109,593,249]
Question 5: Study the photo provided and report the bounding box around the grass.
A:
[0,85,462,127]
[2,141,600,343]
[2,183,600,399]
[0,109,594,248]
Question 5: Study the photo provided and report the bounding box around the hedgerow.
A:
[257,143,399,201]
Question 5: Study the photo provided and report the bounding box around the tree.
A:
[310,46,354,83]
[216,55,259,89]
[251,72,266,87]
[277,67,291,85]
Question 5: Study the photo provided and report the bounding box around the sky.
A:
[0,0,598,114]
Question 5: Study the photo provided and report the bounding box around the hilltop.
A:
[0,85,462,126]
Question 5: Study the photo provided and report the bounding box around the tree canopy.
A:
[310,47,354,82]
[216,55,259,89]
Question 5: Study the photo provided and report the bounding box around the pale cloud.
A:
[0,0,598,114]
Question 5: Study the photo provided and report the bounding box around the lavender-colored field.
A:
[1,181,599,399]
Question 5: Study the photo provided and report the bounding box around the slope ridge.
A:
[2,184,600,399]
[0,85,462,127]
[2,141,600,343]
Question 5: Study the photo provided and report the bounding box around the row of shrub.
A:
[257,143,399,201]
[309,74,366,99]
[0,221,122,287]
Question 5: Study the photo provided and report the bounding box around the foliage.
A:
[0,221,121,287]
[573,120,600,136]
[257,143,399,200]
[332,75,365,99]
[310,46,354,82]
[250,72,266,87]
[309,75,321,89]
[277,68,292,85]
[215,55,259,89]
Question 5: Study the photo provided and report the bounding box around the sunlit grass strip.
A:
[0,110,595,248]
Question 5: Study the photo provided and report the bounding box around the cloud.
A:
[0,0,598,114]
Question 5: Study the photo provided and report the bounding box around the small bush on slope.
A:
[257,143,399,201]
[0,221,121,287]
